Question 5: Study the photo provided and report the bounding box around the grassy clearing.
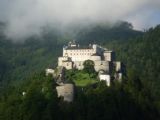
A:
[65,69,98,87]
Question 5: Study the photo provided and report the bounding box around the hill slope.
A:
[105,25,160,98]
[0,21,142,86]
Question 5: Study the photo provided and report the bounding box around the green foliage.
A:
[0,21,142,86]
[0,22,160,119]
[105,25,160,99]
[75,21,143,45]
[1,71,159,120]
[0,72,60,120]
[83,60,95,74]
[66,69,98,87]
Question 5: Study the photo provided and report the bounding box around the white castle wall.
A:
[90,55,101,61]
[63,49,96,61]
[99,74,111,86]
[104,51,115,61]
[56,84,74,102]
[94,61,110,72]
[58,56,71,66]
[58,43,115,72]
[61,61,73,70]
[115,61,122,72]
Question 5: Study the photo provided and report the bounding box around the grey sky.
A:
[0,0,160,39]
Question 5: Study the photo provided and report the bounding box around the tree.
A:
[83,60,95,74]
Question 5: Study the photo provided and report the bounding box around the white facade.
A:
[104,51,114,61]
[63,47,96,62]
[99,74,111,86]
[115,61,122,72]
[58,42,114,72]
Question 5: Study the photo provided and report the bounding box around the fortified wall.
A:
[56,84,74,102]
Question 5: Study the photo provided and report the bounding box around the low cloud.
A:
[0,0,160,40]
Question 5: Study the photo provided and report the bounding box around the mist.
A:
[0,0,160,40]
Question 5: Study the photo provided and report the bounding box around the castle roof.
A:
[65,46,93,50]
[64,41,94,50]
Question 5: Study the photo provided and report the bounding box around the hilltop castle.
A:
[46,41,124,102]
[58,41,123,76]
[58,41,115,72]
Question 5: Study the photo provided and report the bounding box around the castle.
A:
[58,41,115,72]
[46,41,124,102]
[58,41,123,77]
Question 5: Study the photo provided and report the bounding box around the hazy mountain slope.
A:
[74,21,143,45]
[0,33,63,86]
[0,21,143,86]
[105,25,160,98]
[0,22,160,120]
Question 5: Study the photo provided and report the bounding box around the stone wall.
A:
[61,61,73,70]
[59,60,110,72]
[56,84,74,102]
[90,55,101,61]
[94,61,110,72]
[104,51,115,61]
[63,49,95,61]
[73,61,84,70]
[58,56,71,66]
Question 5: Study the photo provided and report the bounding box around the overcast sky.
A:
[0,0,160,40]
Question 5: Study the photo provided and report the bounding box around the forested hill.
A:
[105,25,160,99]
[1,21,160,100]
[73,21,143,45]
[0,21,142,85]
[0,22,160,120]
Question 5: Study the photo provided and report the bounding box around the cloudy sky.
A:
[0,0,160,39]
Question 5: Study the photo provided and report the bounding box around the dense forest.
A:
[0,21,160,120]
[0,71,159,120]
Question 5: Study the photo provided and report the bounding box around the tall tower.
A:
[104,51,115,61]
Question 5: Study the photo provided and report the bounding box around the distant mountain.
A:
[73,21,143,45]
[0,21,147,86]
[0,22,160,120]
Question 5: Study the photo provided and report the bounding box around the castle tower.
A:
[103,51,115,61]
[56,84,74,102]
